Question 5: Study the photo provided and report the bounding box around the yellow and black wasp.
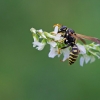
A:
[53,24,100,65]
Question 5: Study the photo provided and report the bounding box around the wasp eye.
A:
[60,26,67,31]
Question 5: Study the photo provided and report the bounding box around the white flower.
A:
[80,54,96,66]
[53,26,59,34]
[30,28,36,34]
[83,54,91,64]
[84,43,100,59]
[88,49,100,59]
[37,29,47,39]
[32,41,40,47]
[33,34,39,42]
[47,40,57,47]
[61,48,70,61]
[48,46,58,58]
[77,43,86,54]
[37,29,43,33]
[44,32,56,39]
[32,41,46,50]
[54,34,62,41]
[80,54,91,67]
[32,34,39,47]
[79,43,100,66]
[32,39,46,50]
[80,56,84,67]
[30,26,100,67]
[49,25,62,40]
[44,32,62,41]
[36,42,46,50]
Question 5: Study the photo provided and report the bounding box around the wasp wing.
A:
[70,33,86,44]
[75,33,100,44]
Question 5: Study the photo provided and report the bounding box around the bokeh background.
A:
[1,0,100,100]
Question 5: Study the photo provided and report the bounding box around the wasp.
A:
[53,24,100,65]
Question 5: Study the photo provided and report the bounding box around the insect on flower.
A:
[53,24,100,65]
[30,25,100,66]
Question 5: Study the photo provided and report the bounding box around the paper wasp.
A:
[53,24,100,65]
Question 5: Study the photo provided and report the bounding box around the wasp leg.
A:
[57,48,61,54]
[60,58,69,62]
[78,50,80,53]
[75,38,77,43]
[61,43,71,49]
[58,38,67,43]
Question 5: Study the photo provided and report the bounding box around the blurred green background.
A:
[1,0,100,100]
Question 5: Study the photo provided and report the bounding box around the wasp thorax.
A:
[69,29,75,34]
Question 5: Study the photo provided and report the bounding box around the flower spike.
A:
[30,25,100,66]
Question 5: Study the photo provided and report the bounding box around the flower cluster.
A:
[30,26,100,66]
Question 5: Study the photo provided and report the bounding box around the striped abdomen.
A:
[69,45,79,65]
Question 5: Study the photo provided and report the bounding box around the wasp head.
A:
[58,26,67,33]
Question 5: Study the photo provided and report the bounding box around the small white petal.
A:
[32,41,46,50]
[77,44,86,54]
[32,41,40,47]
[47,41,57,47]
[33,43,37,47]
[37,29,47,39]
[61,48,70,61]
[53,26,58,34]
[44,32,55,39]
[41,34,47,39]
[33,37,37,42]
[33,34,39,42]
[48,46,58,58]
[30,28,36,34]
[80,56,85,66]
[54,34,62,41]
[44,32,62,40]
[83,54,91,64]
[38,29,43,33]
[90,56,95,63]
[36,44,45,50]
